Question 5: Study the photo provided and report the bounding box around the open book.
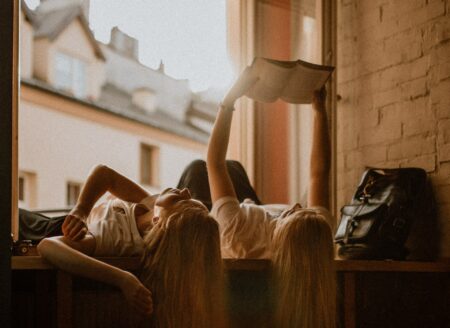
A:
[245,57,335,104]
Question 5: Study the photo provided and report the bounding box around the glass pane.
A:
[20,0,230,211]
[72,59,86,98]
[55,52,73,91]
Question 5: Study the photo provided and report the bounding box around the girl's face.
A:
[155,187,192,208]
[153,188,207,218]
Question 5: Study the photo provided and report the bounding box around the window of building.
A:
[67,182,82,206]
[18,172,37,210]
[55,52,87,98]
[18,176,25,201]
[140,144,160,187]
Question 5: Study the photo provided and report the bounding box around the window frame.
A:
[54,51,87,98]
[227,0,337,216]
[66,181,82,207]
[1,0,18,325]
[140,143,160,188]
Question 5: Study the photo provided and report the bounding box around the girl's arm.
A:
[206,68,258,203]
[308,88,331,209]
[63,165,150,241]
[37,236,153,316]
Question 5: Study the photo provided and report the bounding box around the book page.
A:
[245,58,295,103]
[281,60,334,104]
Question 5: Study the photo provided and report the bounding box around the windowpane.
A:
[67,182,81,206]
[18,177,25,201]
[18,172,37,209]
[55,52,73,91]
[141,144,160,187]
[55,52,86,98]
[73,58,86,98]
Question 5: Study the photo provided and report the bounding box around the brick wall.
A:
[336,0,450,257]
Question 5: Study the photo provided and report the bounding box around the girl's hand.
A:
[121,271,153,316]
[62,208,88,241]
[222,66,259,108]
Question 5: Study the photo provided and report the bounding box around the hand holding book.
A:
[222,66,259,108]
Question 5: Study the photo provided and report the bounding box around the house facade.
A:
[19,0,217,210]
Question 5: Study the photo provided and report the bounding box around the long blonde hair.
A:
[140,201,226,328]
[272,209,336,328]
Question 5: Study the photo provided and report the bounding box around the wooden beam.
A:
[344,272,356,328]
[0,1,18,327]
[12,256,450,272]
[57,271,73,328]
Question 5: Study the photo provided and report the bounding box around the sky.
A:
[25,0,235,92]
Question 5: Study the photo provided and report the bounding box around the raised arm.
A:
[308,88,331,209]
[206,68,258,203]
[63,164,150,241]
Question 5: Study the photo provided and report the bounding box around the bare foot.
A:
[120,271,153,316]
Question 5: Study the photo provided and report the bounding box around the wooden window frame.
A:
[227,0,337,215]
[0,1,18,326]
[140,143,160,187]
[66,181,82,207]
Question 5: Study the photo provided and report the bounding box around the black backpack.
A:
[335,167,438,260]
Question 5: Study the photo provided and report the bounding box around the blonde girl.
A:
[207,68,336,328]
[37,165,226,328]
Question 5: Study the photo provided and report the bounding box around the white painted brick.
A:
[436,101,450,120]
[359,120,402,146]
[437,61,450,81]
[435,41,450,61]
[438,119,450,145]
[375,88,400,108]
[439,143,450,162]
[400,77,428,100]
[425,0,446,21]
[387,135,436,160]
[344,150,362,170]
[391,0,424,15]
[410,55,431,79]
[436,18,450,43]
[378,66,401,91]
[361,144,387,165]
[401,97,435,137]
[432,161,450,185]
[430,79,450,107]
[380,103,404,124]
[400,153,436,172]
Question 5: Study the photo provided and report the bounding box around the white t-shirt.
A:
[86,195,157,257]
[211,197,333,259]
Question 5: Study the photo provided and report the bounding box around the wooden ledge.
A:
[334,259,450,272]
[11,256,450,272]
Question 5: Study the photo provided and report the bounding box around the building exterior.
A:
[19,0,218,210]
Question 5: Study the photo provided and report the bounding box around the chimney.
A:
[158,61,165,74]
[109,27,139,60]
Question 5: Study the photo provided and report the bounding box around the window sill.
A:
[11,256,450,272]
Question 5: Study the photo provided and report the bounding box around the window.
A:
[18,176,25,201]
[67,182,82,206]
[18,172,37,209]
[55,52,87,98]
[140,144,160,187]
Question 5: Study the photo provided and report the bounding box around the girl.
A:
[37,165,226,328]
[206,68,336,328]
